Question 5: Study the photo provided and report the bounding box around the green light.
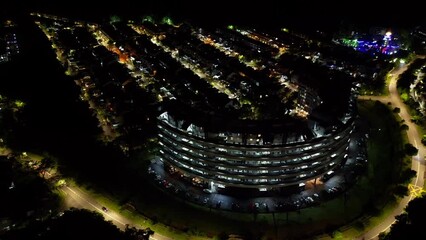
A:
[341,38,358,48]
[56,179,66,187]
[14,100,25,108]
[109,15,121,24]
[227,25,234,30]
[281,28,289,33]
[162,16,174,26]
[142,15,154,23]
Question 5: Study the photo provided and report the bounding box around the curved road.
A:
[60,185,172,240]
[357,58,426,239]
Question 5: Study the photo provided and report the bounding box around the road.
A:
[0,147,171,240]
[60,185,172,240]
[357,59,426,239]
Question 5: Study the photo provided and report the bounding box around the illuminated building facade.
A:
[157,102,355,194]
[340,31,400,56]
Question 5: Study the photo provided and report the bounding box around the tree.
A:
[381,195,426,240]
[43,208,124,240]
[39,156,55,177]
[404,143,418,156]
[392,184,409,198]
[393,107,400,114]
[399,124,408,131]
[397,71,416,90]
[400,169,416,185]
[0,156,60,223]
[2,208,153,240]
[421,135,426,146]
[124,225,153,240]
[1,208,141,240]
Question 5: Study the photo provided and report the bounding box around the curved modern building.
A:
[150,22,358,195]
[157,107,354,194]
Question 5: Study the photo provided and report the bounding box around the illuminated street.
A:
[60,185,172,240]
[357,56,426,239]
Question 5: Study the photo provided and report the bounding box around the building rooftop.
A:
[33,13,359,136]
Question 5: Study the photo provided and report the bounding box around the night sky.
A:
[3,0,425,31]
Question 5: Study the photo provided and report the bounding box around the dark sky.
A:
[3,0,425,30]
